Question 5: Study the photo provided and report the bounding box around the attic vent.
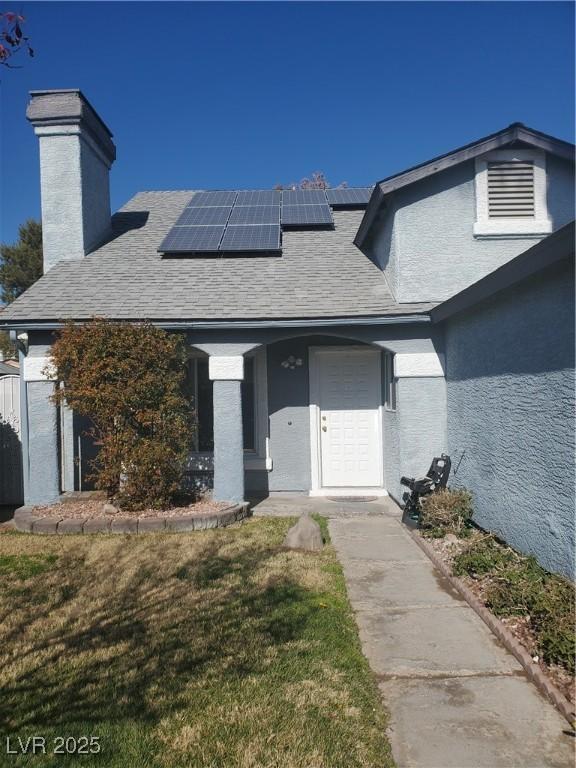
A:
[487,161,535,218]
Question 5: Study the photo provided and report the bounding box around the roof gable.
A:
[355,123,575,247]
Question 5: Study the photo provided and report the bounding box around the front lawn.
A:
[0,518,393,768]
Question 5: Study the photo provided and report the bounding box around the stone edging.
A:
[13,502,251,535]
[408,528,575,727]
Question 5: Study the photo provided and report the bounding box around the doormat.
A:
[326,496,378,502]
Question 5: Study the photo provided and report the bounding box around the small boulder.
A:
[102,502,120,515]
[283,511,323,551]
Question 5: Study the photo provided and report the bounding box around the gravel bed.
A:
[31,498,231,520]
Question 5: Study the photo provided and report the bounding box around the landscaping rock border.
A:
[13,502,251,535]
[408,528,575,727]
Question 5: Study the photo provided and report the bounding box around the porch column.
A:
[208,355,245,503]
[60,399,75,493]
[22,348,60,505]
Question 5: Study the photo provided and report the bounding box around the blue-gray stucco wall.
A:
[263,337,312,492]
[444,258,575,578]
[369,155,575,304]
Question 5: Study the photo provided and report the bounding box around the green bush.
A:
[454,536,575,672]
[51,319,192,511]
[419,488,473,538]
[453,534,518,577]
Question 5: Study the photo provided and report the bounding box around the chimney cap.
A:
[27,89,116,163]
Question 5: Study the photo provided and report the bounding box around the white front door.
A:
[314,348,382,488]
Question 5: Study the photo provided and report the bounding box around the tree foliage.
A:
[0,219,43,358]
[275,171,348,191]
[0,11,33,67]
[51,319,192,511]
[0,219,43,304]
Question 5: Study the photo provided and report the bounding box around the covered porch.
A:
[18,323,448,508]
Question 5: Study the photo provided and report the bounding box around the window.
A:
[474,149,552,237]
[383,351,397,411]
[185,354,259,453]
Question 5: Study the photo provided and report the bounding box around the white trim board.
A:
[309,488,389,498]
[473,149,552,237]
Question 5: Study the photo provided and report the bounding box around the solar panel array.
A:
[282,204,334,227]
[158,187,374,254]
[221,225,281,251]
[325,187,373,207]
[229,205,280,225]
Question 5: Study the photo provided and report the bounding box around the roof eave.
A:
[0,312,433,332]
[354,184,386,248]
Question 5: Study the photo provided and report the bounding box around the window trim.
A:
[383,351,397,412]
[186,347,271,472]
[473,149,552,237]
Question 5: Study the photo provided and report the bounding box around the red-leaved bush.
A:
[51,319,192,511]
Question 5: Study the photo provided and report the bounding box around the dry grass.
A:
[0,518,393,768]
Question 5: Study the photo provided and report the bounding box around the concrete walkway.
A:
[253,496,574,768]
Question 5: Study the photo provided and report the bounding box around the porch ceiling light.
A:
[281,355,303,370]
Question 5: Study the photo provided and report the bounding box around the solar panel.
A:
[228,205,280,225]
[281,204,334,227]
[220,225,281,252]
[188,191,238,207]
[325,187,373,207]
[159,225,224,253]
[235,190,282,206]
[175,206,232,226]
[281,189,328,205]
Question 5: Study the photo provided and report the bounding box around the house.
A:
[1,90,574,575]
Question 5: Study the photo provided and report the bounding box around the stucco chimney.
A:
[26,89,116,273]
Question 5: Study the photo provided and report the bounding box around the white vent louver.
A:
[487,161,535,218]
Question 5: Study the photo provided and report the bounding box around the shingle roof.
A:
[0,191,433,325]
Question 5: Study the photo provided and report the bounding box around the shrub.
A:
[454,535,576,672]
[453,534,518,577]
[419,488,473,538]
[51,319,192,511]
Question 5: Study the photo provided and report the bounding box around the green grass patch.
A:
[0,519,393,768]
[311,513,330,543]
[0,553,58,580]
[453,535,575,673]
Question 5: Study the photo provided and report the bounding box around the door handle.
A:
[322,426,327,432]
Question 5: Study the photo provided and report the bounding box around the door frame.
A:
[308,346,386,497]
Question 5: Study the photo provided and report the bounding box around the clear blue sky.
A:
[1,1,574,243]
